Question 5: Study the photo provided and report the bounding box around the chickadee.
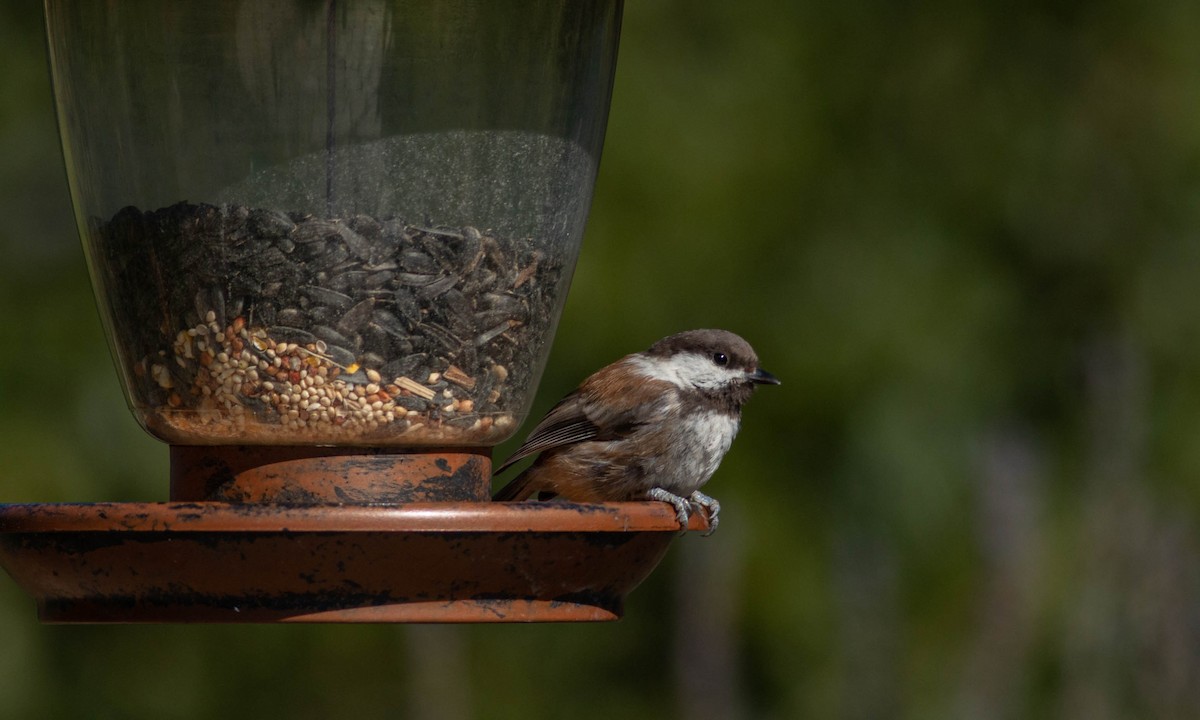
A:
[492,329,779,533]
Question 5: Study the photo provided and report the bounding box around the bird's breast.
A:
[649,410,740,494]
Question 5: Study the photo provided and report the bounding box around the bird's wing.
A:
[493,392,598,475]
[494,360,670,475]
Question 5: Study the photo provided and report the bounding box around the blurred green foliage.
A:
[6,0,1200,718]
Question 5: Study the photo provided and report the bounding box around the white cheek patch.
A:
[630,353,744,390]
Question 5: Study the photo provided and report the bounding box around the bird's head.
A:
[637,329,779,403]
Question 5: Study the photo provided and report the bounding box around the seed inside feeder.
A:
[96,202,562,445]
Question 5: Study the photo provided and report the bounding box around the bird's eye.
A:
[713,352,729,366]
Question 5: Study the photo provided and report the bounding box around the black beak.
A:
[749,368,780,385]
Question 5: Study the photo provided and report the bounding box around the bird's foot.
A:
[689,490,720,536]
[647,487,692,535]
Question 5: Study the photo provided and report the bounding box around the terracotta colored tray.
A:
[0,502,704,623]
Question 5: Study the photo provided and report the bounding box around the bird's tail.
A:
[492,469,537,502]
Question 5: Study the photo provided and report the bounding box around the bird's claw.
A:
[647,487,692,535]
[689,490,720,536]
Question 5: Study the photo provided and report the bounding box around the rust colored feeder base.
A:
[0,502,707,623]
[168,445,493,503]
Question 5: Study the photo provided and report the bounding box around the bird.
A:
[491,328,779,533]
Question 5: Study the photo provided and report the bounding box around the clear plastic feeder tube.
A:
[44,0,622,446]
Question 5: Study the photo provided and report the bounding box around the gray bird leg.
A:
[689,490,720,535]
[647,487,692,534]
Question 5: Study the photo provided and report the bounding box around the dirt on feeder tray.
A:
[95,202,561,445]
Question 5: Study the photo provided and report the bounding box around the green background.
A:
[5,0,1200,718]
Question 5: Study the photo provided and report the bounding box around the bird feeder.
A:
[0,0,707,623]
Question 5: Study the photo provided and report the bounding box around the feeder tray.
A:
[0,447,703,623]
[0,502,703,624]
